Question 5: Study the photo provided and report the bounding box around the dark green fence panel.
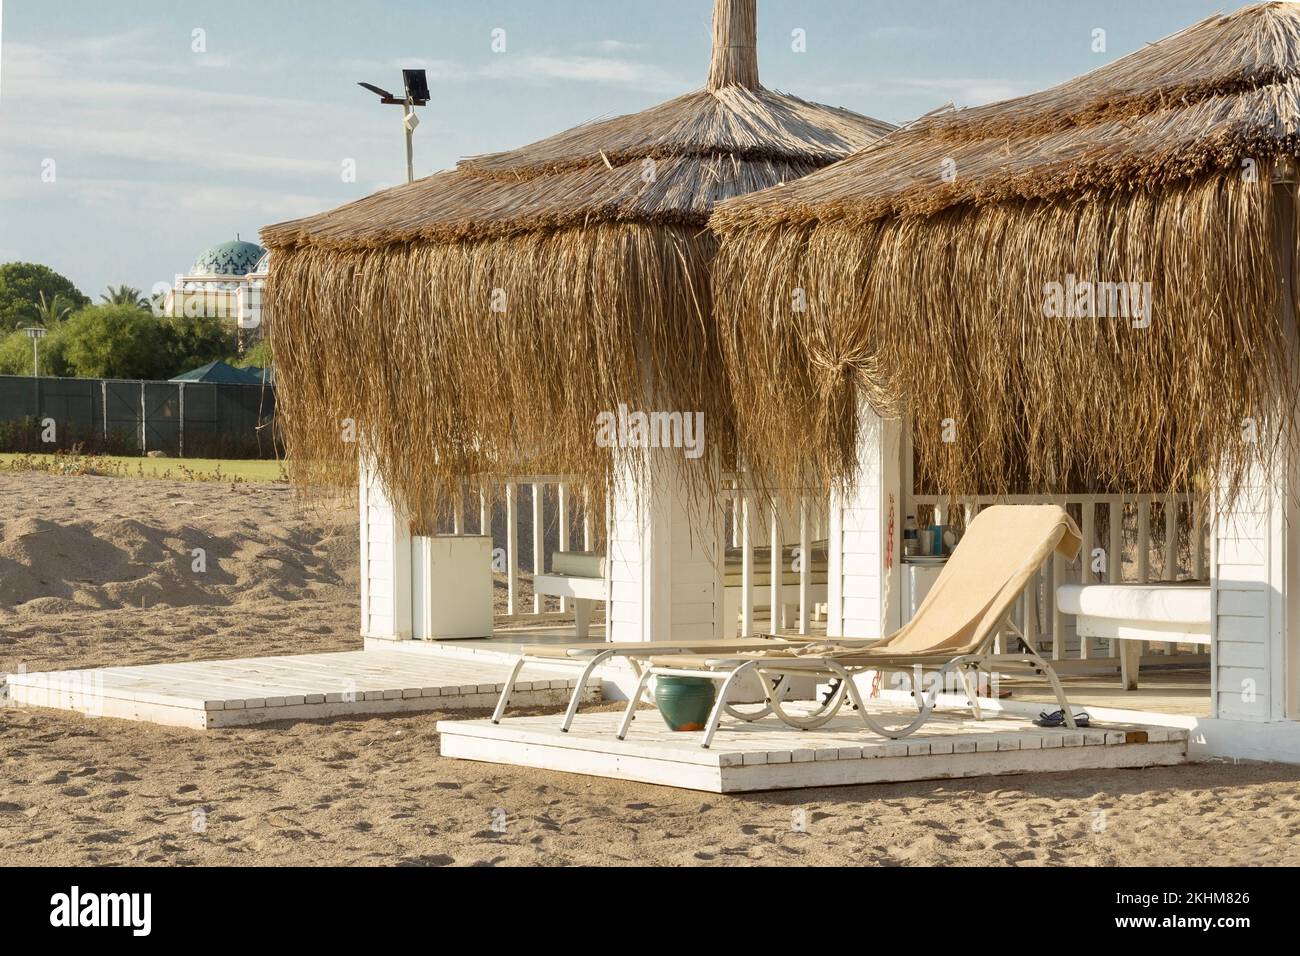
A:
[0,375,278,459]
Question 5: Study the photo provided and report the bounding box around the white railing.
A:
[911,492,1206,661]
[720,477,827,637]
[427,475,600,626]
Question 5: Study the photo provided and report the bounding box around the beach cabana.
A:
[708,1,1300,762]
[260,0,893,646]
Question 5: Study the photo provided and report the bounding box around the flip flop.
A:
[1033,709,1090,728]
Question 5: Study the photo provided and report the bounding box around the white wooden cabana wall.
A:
[828,400,1300,762]
[605,453,723,643]
[819,173,1300,762]
[359,460,411,641]
[825,407,902,641]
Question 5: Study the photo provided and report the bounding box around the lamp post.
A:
[358,70,429,184]
[23,326,47,377]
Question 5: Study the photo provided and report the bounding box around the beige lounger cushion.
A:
[656,506,1081,670]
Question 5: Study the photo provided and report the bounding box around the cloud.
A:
[1,38,383,182]
[481,55,683,91]
[814,74,1035,109]
[342,52,685,93]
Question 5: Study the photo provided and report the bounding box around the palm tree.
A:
[33,290,73,324]
[101,284,149,309]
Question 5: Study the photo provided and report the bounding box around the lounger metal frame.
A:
[491,639,810,732]
[618,615,1077,748]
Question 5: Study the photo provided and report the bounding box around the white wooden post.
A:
[357,455,413,640]
[798,495,811,635]
[506,481,518,616]
[1162,495,1179,652]
[1079,502,1095,659]
[557,484,570,613]
[740,492,754,637]
[827,401,902,640]
[1138,498,1151,658]
[1192,499,1205,580]
[583,488,594,552]
[1108,501,1123,658]
[605,451,722,643]
[1051,550,1065,660]
[1021,565,1039,655]
[452,481,464,535]
[532,481,544,614]
[769,502,781,635]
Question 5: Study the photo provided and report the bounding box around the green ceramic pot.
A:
[654,676,717,732]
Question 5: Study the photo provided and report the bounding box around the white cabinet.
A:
[903,560,945,622]
[412,535,494,640]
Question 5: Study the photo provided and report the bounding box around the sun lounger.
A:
[492,636,825,732]
[617,505,1084,748]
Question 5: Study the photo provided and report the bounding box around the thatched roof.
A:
[261,0,893,520]
[714,2,1300,229]
[263,88,886,248]
[710,1,1300,500]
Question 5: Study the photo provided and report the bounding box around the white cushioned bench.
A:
[1055,582,1210,690]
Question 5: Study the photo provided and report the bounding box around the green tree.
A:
[100,284,150,309]
[233,338,273,371]
[163,313,237,376]
[33,290,75,325]
[0,262,89,332]
[61,304,169,379]
[0,325,71,377]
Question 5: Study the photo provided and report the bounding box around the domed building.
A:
[160,236,268,333]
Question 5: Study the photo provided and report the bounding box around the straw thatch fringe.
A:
[266,223,733,528]
[713,170,1297,500]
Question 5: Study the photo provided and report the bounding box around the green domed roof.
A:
[191,238,267,276]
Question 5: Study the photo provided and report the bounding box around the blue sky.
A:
[0,0,1256,298]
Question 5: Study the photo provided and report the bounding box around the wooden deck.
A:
[438,704,1189,793]
[6,649,596,729]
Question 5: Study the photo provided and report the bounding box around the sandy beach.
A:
[2,471,1299,867]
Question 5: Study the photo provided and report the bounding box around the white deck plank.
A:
[7,649,595,728]
[439,705,1189,793]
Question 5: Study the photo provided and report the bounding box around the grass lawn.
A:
[0,452,285,482]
